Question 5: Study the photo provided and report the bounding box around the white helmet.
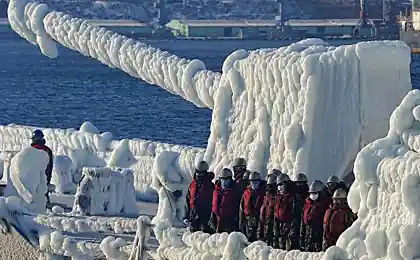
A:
[196,161,209,172]
[327,175,340,184]
[233,158,247,167]
[243,170,251,180]
[266,174,277,184]
[271,169,283,176]
[309,181,324,193]
[276,173,290,184]
[332,188,347,199]
[249,171,261,181]
[220,168,233,178]
[296,173,308,182]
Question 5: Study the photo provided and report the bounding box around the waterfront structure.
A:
[166,19,382,39]
[86,19,154,38]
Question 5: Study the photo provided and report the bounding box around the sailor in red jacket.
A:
[185,160,215,233]
[322,188,356,250]
[209,168,238,233]
[273,173,302,250]
[300,180,330,252]
[258,174,277,246]
[31,130,54,203]
[239,171,265,242]
[232,158,248,195]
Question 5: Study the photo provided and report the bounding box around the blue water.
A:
[0,25,419,147]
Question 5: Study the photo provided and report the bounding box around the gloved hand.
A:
[183,218,191,226]
[208,213,217,232]
[172,190,182,199]
[47,183,56,193]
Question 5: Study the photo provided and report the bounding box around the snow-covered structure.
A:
[73,167,139,216]
[4,147,49,212]
[0,122,203,200]
[51,155,75,194]
[4,1,420,258]
[151,151,191,231]
[5,0,412,183]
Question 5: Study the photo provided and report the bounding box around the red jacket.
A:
[259,192,276,223]
[188,177,214,213]
[323,203,355,246]
[275,192,296,222]
[31,143,53,184]
[212,185,237,219]
[241,185,265,217]
[303,197,329,226]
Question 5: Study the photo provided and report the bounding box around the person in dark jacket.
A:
[186,161,215,233]
[239,171,265,242]
[31,130,53,204]
[323,188,356,250]
[273,173,302,250]
[300,180,330,252]
[295,173,309,201]
[326,175,348,199]
[232,157,248,195]
[258,174,277,246]
[243,170,250,188]
[209,168,238,233]
[293,172,309,248]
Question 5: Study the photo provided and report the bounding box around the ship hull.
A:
[401,30,420,52]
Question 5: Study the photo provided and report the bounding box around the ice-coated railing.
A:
[8,0,219,109]
[0,195,157,259]
[0,123,204,199]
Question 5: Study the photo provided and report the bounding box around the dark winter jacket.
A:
[258,186,276,242]
[31,140,53,184]
[273,182,303,250]
[240,185,265,217]
[303,197,330,226]
[239,184,265,238]
[295,183,309,201]
[323,202,356,249]
[187,174,215,219]
[212,182,238,219]
[211,181,239,233]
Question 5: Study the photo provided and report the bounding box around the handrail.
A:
[129,216,155,260]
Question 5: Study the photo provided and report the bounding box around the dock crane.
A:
[353,0,376,38]
[353,0,399,39]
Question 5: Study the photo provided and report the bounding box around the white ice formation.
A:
[151,151,191,229]
[4,147,49,212]
[51,155,76,194]
[5,0,420,258]
[5,0,411,183]
[146,89,420,260]
[0,123,204,199]
[73,167,138,216]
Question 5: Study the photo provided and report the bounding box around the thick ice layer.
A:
[151,151,191,228]
[43,13,218,108]
[7,0,411,181]
[206,41,411,180]
[335,89,420,260]
[72,167,138,216]
[51,155,76,194]
[0,123,205,198]
[4,147,49,212]
[35,214,137,234]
